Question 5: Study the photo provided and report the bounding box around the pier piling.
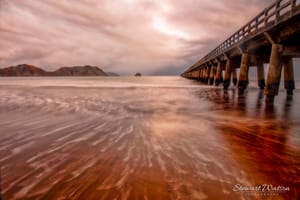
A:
[209,67,215,85]
[265,44,284,104]
[223,59,232,90]
[215,62,223,86]
[232,68,238,86]
[283,57,295,97]
[257,62,265,90]
[238,53,250,94]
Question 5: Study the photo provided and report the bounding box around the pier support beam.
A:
[232,68,238,86]
[209,67,215,85]
[203,67,207,82]
[204,68,208,82]
[215,62,223,86]
[283,57,295,97]
[257,62,265,90]
[265,44,283,104]
[223,59,232,90]
[238,53,250,94]
[200,69,203,81]
[206,66,211,84]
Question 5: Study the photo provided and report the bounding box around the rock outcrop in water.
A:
[0,64,108,76]
[135,73,142,77]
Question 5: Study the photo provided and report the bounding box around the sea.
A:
[0,76,299,200]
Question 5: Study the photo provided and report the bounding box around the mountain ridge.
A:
[0,64,108,76]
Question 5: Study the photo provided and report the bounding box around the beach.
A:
[0,76,299,200]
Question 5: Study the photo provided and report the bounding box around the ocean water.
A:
[0,76,299,200]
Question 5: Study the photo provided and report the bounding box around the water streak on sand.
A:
[0,77,299,200]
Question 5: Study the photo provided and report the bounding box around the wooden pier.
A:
[181,0,300,103]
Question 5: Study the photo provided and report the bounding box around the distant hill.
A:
[0,64,108,76]
[52,66,107,76]
[0,64,47,76]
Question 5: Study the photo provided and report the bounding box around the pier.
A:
[181,0,300,103]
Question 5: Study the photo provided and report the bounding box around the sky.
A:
[0,0,278,75]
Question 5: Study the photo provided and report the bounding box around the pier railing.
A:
[187,0,300,72]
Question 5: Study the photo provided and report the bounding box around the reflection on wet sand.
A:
[0,80,299,200]
[201,88,300,199]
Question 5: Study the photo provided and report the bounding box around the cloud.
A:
[0,0,274,75]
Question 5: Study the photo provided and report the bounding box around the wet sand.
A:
[0,77,299,199]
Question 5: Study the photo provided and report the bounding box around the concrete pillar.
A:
[215,62,222,86]
[209,67,215,85]
[199,69,202,81]
[232,68,238,86]
[257,62,265,90]
[223,59,232,90]
[238,53,250,94]
[265,44,283,104]
[208,66,212,83]
[283,57,295,97]
[206,66,211,84]
[200,69,204,81]
[220,67,223,83]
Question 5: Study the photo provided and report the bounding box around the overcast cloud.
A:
[0,0,275,75]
